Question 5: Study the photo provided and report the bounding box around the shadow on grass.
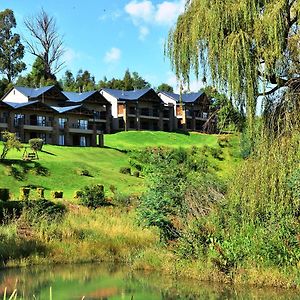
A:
[102,146,128,154]
[40,150,57,156]
[1,159,50,181]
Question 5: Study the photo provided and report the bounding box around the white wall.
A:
[158,93,177,115]
[2,88,28,103]
[100,90,119,130]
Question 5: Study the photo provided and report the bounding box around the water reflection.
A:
[0,264,298,299]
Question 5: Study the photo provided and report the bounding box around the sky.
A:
[1,0,204,92]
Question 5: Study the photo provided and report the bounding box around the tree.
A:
[0,78,12,98]
[123,69,133,90]
[98,70,150,90]
[167,0,300,133]
[0,131,23,160]
[61,70,76,91]
[75,69,96,92]
[24,9,64,81]
[0,9,26,83]
[157,83,174,93]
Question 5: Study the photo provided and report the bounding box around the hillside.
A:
[0,131,240,199]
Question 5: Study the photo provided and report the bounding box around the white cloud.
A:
[104,47,121,63]
[139,26,149,40]
[125,0,185,40]
[125,0,154,24]
[166,72,205,93]
[155,0,185,25]
[62,48,83,69]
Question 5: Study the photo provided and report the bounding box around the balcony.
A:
[139,108,159,119]
[69,123,93,134]
[23,120,53,131]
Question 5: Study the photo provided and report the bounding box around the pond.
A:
[0,263,298,299]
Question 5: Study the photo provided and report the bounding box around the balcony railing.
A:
[71,123,88,130]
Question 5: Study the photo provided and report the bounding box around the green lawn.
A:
[0,131,241,200]
[104,131,219,150]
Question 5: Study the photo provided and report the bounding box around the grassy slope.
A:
[0,131,240,200]
[104,131,219,150]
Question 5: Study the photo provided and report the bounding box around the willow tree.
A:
[167,0,300,132]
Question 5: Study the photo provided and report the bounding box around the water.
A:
[0,263,298,300]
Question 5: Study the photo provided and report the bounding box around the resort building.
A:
[158,91,212,131]
[100,88,174,132]
[0,86,106,146]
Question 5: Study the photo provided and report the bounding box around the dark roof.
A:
[15,86,55,98]
[160,91,205,103]
[101,88,153,101]
[51,105,83,113]
[5,100,40,109]
[62,91,96,102]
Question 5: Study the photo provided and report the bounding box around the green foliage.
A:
[0,200,23,222]
[157,83,174,92]
[0,189,9,201]
[23,199,66,223]
[98,69,150,90]
[79,184,107,208]
[0,9,26,82]
[137,147,223,241]
[0,131,23,160]
[119,167,131,175]
[167,0,300,135]
[29,138,44,152]
[50,190,63,199]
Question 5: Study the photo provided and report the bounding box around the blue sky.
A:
[1,0,204,91]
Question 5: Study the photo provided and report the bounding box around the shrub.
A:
[79,184,107,208]
[29,138,44,151]
[0,188,10,201]
[51,190,63,199]
[210,147,223,160]
[0,200,23,222]
[133,170,140,177]
[76,169,92,177]
[119,167,131,174]
[19,187,30,201]
[23,199,66,223]
[217,136,229,148]
[73,190,83,200]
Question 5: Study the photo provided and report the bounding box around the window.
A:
[202,112,208,119]
[59,135,65,145]
[37,115,46,126]
[14,114,24,126]
[80,136,86,147]
[78,119,88,129]
[59,118,67,129]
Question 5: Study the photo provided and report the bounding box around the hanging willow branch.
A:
[167,0,300,130]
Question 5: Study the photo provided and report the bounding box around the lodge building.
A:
[0,85,214,147]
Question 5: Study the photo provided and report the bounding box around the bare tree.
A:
[24,9,64,80]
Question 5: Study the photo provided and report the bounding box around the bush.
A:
[23,199,66,223]
[79,184,107,208]
[19,187,30,201]
[50,190,63,199]
[0,188,10,201]
[119,167,131,174]
[210,147,223,160]
[217,136,229,148]
[133,170,140,177]
[76,169,92,177]
[29,138,44,151]
[73,190,83,200]
[0,200,23,222]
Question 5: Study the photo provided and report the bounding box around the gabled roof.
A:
[5,100,40,109]
[51,105,83,114]
[159,91,205,103]
[62,91,96,102]
[101,88,153,101]
[14,86,55,98]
